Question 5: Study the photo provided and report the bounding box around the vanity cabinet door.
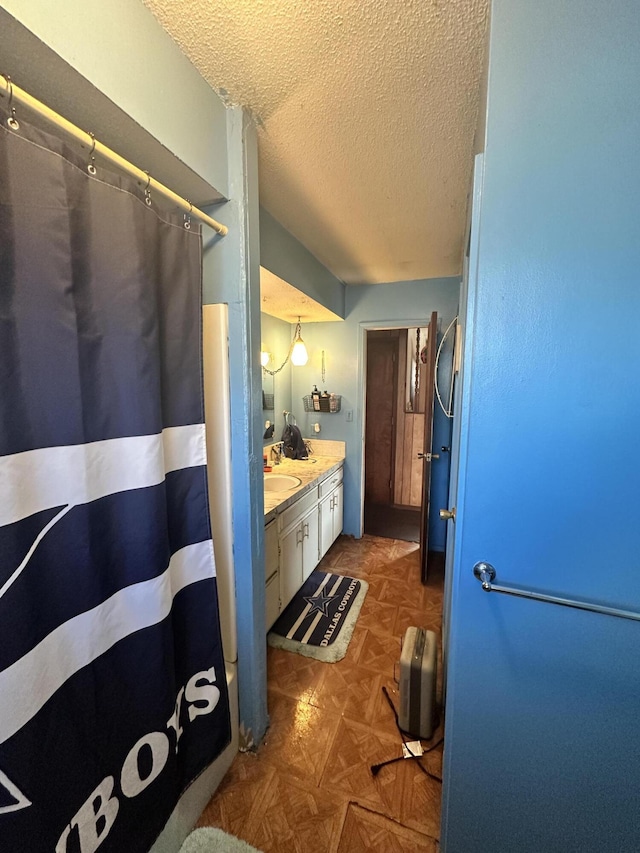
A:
[319,492,334,561]
[265,520,280,630]
[331,482,344,540]
[280,522,304,611]
[265,520,279,583]
[319,482,344,559]
[301,506,319,581]
[279,506,320,609]
[265,572,280,631]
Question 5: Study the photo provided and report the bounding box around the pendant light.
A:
[262,318,309,375]
[290,318,308,366]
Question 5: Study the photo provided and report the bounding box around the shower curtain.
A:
[0,105,230,851]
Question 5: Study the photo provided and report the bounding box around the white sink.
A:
[264,473,302,492]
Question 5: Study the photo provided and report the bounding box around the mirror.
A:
[261,350,275,442]
[260,313,294,445]
[262,363,274,413]
[405,327,429,413]
[259,265,344,446]
[262,366,275,438]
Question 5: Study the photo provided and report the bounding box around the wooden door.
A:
[419,311,438,583]
[364,331,399,505]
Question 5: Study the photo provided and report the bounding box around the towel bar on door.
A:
[473,562,640,623]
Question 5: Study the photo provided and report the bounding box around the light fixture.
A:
[290,318,308,366]
[261,318,308,375]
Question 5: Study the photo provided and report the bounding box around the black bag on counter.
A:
[281,423,308,459]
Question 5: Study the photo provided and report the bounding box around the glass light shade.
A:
[260,351,271,367]
[291,338,308,366]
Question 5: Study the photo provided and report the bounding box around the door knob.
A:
[440,507,456,521]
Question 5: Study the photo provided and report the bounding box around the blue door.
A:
[440,1,640,850]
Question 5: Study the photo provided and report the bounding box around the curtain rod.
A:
[0,75,228,236]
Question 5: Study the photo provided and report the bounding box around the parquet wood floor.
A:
[197,534,444,852]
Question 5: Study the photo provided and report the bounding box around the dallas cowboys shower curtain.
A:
[0,105,231,851]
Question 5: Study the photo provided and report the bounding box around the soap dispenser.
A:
[312,385,320,411]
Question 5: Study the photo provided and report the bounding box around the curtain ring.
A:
[4,75,20,131]
[144,170,152,206]
[87,132,97,175]
[184,200,192,230]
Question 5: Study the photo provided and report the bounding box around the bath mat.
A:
[179,827,262,852]
[268,570,368,663]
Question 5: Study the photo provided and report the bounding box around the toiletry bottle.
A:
[312,385,320,411]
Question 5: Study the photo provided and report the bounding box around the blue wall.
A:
[290,278,459,547]
[442,1,640,850]
[2,0,229,197]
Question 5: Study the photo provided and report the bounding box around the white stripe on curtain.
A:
[0,539,215,745]
[0,424,207,526]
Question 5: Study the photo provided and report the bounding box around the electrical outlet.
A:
[346,410,353,422]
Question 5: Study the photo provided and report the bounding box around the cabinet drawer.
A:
[318,466,343,498]
[278,486,319,533]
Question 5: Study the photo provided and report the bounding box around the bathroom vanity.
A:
[263,451,344,631]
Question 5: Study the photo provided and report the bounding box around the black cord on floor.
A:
[370,686,443,783]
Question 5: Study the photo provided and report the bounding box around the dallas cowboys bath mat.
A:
[268,570,368,663]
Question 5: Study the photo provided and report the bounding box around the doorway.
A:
[363,322,435,548]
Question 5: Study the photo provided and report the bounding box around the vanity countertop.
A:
[263,454,344,522]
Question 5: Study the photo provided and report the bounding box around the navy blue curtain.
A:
[0,105,230,852]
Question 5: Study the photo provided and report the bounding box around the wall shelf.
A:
[302,394,341,413]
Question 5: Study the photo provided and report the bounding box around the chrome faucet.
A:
[270,442,283,465]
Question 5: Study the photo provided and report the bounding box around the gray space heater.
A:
[399,626,437,740]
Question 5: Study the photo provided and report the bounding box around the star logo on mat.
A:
[304,594,336,617]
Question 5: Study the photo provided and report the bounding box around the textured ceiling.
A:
[143,0,488,285]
